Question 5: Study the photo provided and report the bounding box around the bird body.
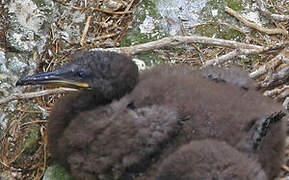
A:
[156,139,268,180]
[16,51,286,180]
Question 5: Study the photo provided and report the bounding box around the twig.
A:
[0,88,78,104]
[271,14,289,21]
[264,85,289,97]
[282,164,289,172]
[92,7,133,15]
[283,97,289,113]
[225,7,288,35]
[80,15,92,46]
[204,42,288,66]
[255,0,289,21]
[280,90,289,101]
[70,33,117,45]
[249,47,289,79]
[8,149,25,165]
[260,65,289,88]
[125,0,135,12]
[92,35,263,55]
[190,21,266,46]
[91,33,118,42]
[21,120,47,127]
[0,158,10,168]
[203,50,240,66]
[53,0,133,15]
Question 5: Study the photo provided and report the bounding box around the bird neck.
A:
[48,90,114,149]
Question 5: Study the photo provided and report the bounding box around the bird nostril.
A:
[77,71,88,78]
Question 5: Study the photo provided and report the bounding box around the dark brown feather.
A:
[156,139,267,180]
[49,63,285,179]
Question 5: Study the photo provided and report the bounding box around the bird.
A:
[16,50,286,180]
[156,139,267,180]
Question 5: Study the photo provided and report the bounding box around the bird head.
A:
[16,51,139,99]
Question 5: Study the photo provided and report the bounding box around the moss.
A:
[139,0,160,19]
[23,124,40,155]
[206,0,244,15]
[226,0,244,11]
[121,30,164,47]
[32,0,44,6]
[43,163,74,180]
[222,28,245,40]
[268,7,276,14]
[121,0,167,47]
[195,24,245,40]
[34,34,41,41]
[194,24,216,37]
[208,0,225,9]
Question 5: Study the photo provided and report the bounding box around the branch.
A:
[225,7,288,35]
[0,88,78,104]
[249,47,289,79]
[255,0,289,21]
[271,14,289,21]
[92,35,263,55]
[204,42,289,66]
[53,0,133,15]
[80,15,92,46]
[203,50,240,66]
[264,85,289,97]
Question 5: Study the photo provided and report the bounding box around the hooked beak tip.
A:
[15,80,21,86]
[16,77,27,86]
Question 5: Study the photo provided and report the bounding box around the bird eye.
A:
[77,71,88,78]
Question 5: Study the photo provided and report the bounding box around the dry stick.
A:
[80,15,92,46]
[225,7,288,35]
[264,85,289,97]
[70,33,117,45]
[54,0,133,15]
[282,97,289,113]
[280,90,289,100]
[92,7,133,15]
[249,55,282,79]
[0,88,78,104]
[271,14,289,21]
[263,65,289,88]
[218,22,265,45]
[249,47,289,79]
[203,50,240,66]
[282,164,289,172]
[91,33,117,42]
[92,35,263,55]
[255,0,289,21]
[125,0,135,12]
[204,41,289,67]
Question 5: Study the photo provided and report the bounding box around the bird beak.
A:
[16,70,90,89]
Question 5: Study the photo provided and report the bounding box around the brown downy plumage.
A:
[16,51,286,180]
[156,139,267,180]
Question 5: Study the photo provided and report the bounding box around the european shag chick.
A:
[156,139,267,180]
[16,51,286,180]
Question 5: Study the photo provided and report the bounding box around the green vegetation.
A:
[23,124,40,155]
[226,0,244,11]
[43,164,74,180]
